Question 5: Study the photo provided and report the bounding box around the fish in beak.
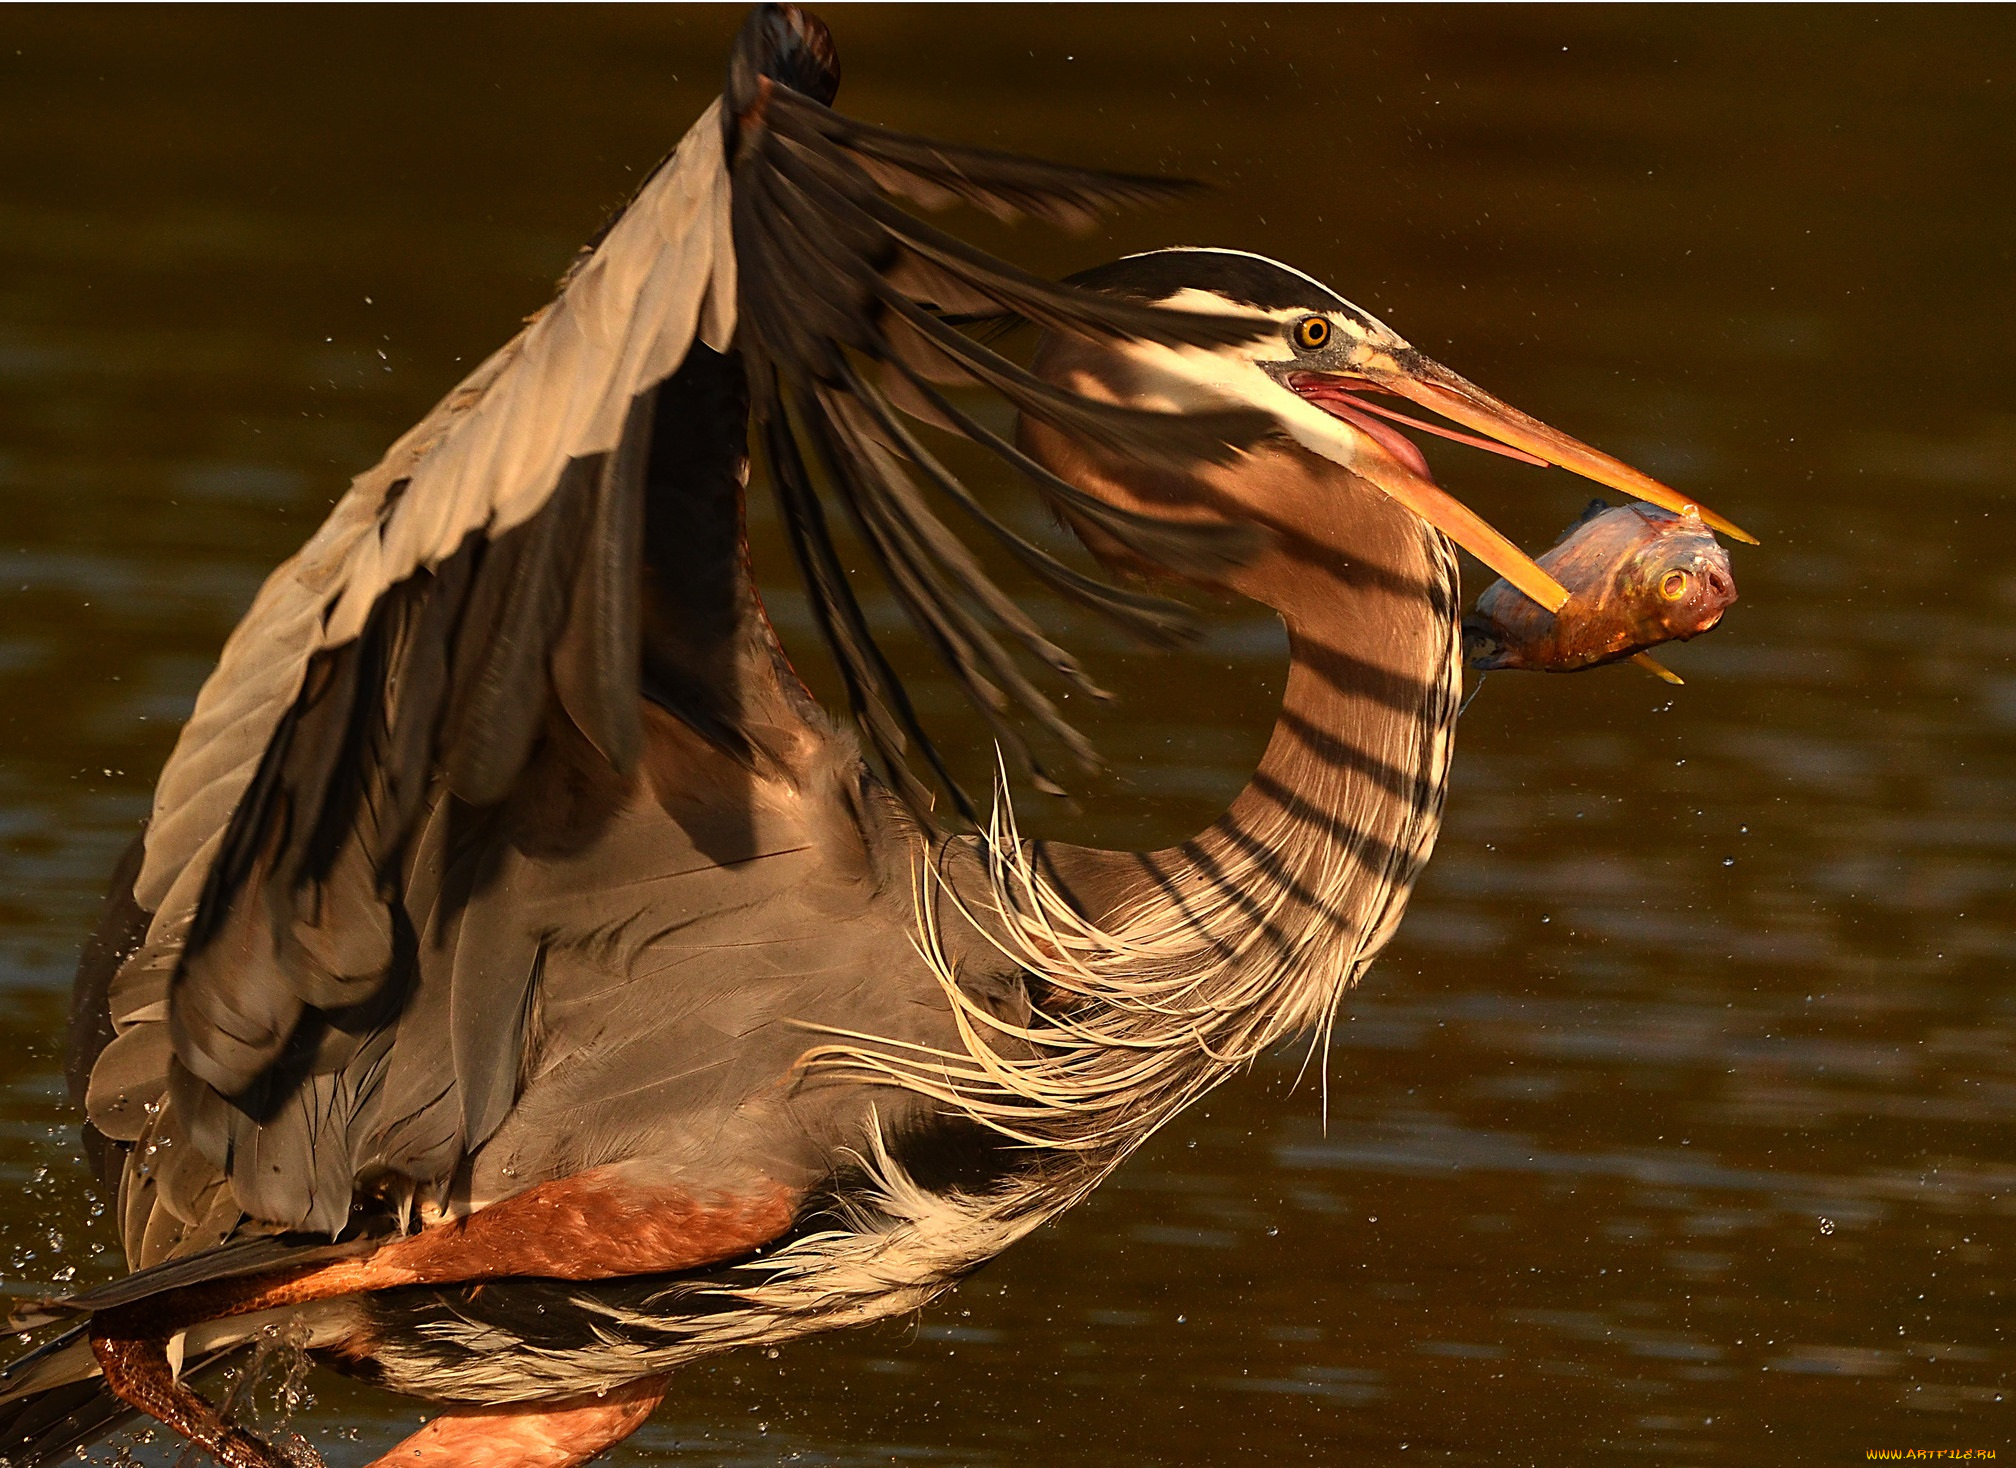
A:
[1463,500,1738,681]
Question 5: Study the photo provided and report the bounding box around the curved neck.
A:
[1029,453,1465,1041]
[1164,487,1461,1029]
[937,447,1465,1165]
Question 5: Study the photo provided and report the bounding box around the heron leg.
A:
[89,1331,290,1468]
[363,1375,670,1468]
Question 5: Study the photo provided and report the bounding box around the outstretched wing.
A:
[106,103,739,1165]
[78,5,1271,1261]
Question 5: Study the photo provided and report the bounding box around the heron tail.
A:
[0,1329,261,1467]
[0,1333,133,1467]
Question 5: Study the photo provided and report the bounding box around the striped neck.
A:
[832,437,1466,1179]
[1172,546,1462,1040]
[900,469,1465,1164]
[1140,463,1464,1035]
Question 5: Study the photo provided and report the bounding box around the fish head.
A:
[1463,503,1738,673]
[1595,504,1738,643]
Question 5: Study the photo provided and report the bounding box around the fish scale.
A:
[1462,501,1739,678]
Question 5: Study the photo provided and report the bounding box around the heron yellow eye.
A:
[1660,569,1690,600]
[1293,316,1331,351]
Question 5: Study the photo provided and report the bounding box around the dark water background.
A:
[1,5,2011,1463]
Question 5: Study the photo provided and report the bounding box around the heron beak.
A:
[1287,349,1755,614]
[1370,349,1755,543]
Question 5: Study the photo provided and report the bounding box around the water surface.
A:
[0,6,2009,1463]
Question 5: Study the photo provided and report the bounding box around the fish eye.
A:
[1659,570,1690,600]
[1292,316,1331,352]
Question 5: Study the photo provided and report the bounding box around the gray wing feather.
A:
[87,102,741,1258]
[134,99,734,932]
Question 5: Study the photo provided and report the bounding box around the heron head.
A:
[1033,249,1751,616]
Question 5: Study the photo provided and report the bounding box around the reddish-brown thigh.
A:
[102,1168,797,1337]
[364,1376,671,1468]
[321,1168,796,1290]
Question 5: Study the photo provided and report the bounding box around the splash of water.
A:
[210,1319,326,1468]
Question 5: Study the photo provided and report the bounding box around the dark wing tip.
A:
[771,85,1202,233]
[731,12,1278,821]
[728,4,842,114]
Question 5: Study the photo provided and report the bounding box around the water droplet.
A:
[1723,857,1735,867]
[1819,1218,1835,1235]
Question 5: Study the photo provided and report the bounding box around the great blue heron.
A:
[0,8,1748,1466]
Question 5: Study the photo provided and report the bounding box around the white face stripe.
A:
[1077,254,1423,479]
[1106,291,1400,477]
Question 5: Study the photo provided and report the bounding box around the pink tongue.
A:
[1300,391,1435,480]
